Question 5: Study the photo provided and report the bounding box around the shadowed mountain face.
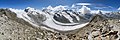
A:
[53,10,88,23]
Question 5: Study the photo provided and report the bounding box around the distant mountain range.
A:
[0,4,120,31]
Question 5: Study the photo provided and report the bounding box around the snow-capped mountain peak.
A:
[80,5,91,14]
[46,6,53,10]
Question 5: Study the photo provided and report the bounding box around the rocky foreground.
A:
[0,9,120,40]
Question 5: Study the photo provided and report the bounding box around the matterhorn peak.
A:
[96,10,102,14]
[80,5,91,14]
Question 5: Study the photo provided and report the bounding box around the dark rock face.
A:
[24,9,29,12]
[53,10,89,23]
[53,14,71,23]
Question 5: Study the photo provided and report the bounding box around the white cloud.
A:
[76,3,91,5]
[108,6,113,8]
[94,7,108,9]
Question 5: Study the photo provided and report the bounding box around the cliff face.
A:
[0,9,120,40]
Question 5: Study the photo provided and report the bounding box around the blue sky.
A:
[0,0,120,9]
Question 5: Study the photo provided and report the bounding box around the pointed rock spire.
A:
[96,10,102,14]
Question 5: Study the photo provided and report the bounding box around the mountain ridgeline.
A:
[0,5,120,31]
